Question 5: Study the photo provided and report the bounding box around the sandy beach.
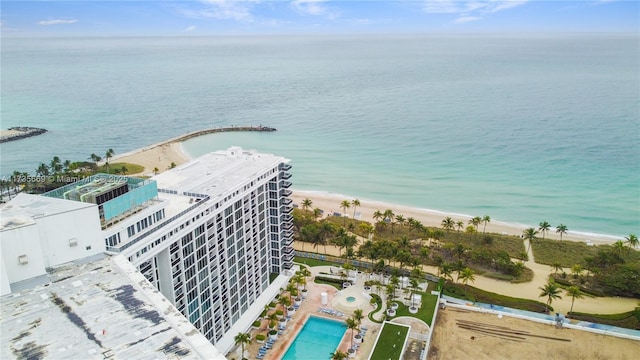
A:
[115,138,622,245]
[430,308,640,360]
[115,136,638,314]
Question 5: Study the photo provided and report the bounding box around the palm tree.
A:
[351,199,360,219]
[409,278,420,307]
[89,153,102,167]
[120,165,128,175]
[539,221,551,239]
[153,167,159,175]
[353,309,364,333]
[469,216,482,231]
[36,163,50,176]
[482,215,491,233]
[234,332,251,360]
[550,262,563,274]
[345,317,358,350]
[278,296,291,317]
[372,210,383,224]
[301,198,313,213]
[625,234,638,249]
[440,263,454,282]
[313,208,322,220]
[441,217,454,232]
[523,227,538,253]
[63,159,71,172]
[571,264,583,279]
[611,240,627,259]
[267,312,278,329]
[556,224,568,240]
[330,350,349,360]
[566,286,584,317]
[340,200,350,226]
[105,149,114,173]
[539,282,562,313]
[459,267,476,295]
[50,156,62,174]
[395,214,406,230]
[285,282,297,303]
[299,267,312,290]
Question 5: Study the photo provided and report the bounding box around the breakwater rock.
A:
[0,127,48,143]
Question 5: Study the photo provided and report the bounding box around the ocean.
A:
[1,34,638,237]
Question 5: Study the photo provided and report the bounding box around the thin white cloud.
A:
[179,0,257,22]
[423,0,460,14]
[291,0,339,19]
[423,0,528,24]
[488,0,529,13]
[453,16,482,24]
[184,25,197,32]
[292,0,327,16]
[424,0,529,14]
[38,19,78,26]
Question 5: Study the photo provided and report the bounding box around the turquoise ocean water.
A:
[1,35,638,237]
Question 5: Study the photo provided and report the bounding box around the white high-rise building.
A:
[1,146,295,357]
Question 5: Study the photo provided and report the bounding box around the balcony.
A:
[282,237,294,247]
[280,197,293,206]
[280,214,292,223]
[280,189,292,197]
[282,222,294,231]
[281,229,293,238]
[280,163,292,171]
[280,172,292,180]
[280,205,293,214]
[280,181,292,189]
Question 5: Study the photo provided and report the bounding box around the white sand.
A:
[115,138,636,313]
[290,191,622,245]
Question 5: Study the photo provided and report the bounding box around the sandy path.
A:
[430,308,640,360]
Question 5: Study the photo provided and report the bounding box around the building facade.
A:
[1,146,294,356]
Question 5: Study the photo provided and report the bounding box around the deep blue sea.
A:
[1,34,638,237]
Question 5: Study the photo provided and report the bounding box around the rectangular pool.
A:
[282,316,347,360]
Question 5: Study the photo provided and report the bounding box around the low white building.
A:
[0,194,104,295]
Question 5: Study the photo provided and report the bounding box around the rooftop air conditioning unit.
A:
[69,238,78,247]
[18,255,28,265]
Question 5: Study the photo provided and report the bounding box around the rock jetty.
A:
[0,127,48,143]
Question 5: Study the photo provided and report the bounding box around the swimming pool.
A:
[282,316,347,360]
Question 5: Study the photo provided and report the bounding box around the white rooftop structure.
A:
[0,193,96,231]
[154,146,288,198]
[1,254,225,360]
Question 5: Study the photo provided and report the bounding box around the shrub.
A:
[255,334,266,341]
[276,310,283,316]
[252,320,261,327]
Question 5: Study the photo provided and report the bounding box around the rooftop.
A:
[0,193,96,231]
[0,254,225,360]
[153,147,289,198]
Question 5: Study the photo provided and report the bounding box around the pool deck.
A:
[240,265,385,360]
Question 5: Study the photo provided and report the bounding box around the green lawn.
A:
[391,290,440,326]
[294,256,335,268]
[369,322,410,360]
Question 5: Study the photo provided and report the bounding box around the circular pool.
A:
[346,296,356,303]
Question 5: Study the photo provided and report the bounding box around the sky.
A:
[1,1,638,36]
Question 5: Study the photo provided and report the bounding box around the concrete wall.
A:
[36,206,104,268]
[0,223,47,286]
